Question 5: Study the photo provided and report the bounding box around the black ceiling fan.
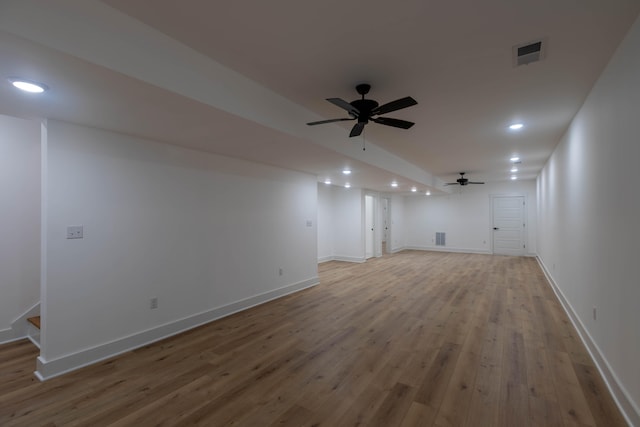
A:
[306,84,417,137]
[445,172,485,186]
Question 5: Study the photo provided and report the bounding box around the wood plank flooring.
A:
[0,251,627,426]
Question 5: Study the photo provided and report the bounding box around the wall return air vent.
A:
[513,38,547,67]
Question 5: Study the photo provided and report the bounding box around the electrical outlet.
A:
[306,220,313,227]
[279,268,283,276]
[593,306,597,320]
[150,297,158,310]
[67,225,84,239]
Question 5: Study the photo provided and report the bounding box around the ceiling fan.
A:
[445,172,485,186]
[306,83,417,137]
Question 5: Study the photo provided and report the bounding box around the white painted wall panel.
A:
[42,120,318,361]
[390,195,405,252]
[330,187,364,262]
[0,115,40,337]
[537,16,640,420]
[403,181,537,255]
[317,183,333,261]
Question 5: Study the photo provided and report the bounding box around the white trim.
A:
[536,257,640,427]
[0,328,21,343]
[318,255,366,264]
[363,191,383,259]
[381,196,392,255]
[390,246,535,257]
[34,276,319,381]
[333,256,366,263]
[404,245,492,255]
[27,325,41,349]
[363,193,377,259]
[0,302,41,345]
[490,193,528,256]
[40,120,48,355]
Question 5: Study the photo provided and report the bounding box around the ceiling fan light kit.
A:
[307,84,417,137]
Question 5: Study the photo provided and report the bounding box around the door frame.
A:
[381,196,392,254]
[490,193,528,255]
[363,191,382,259]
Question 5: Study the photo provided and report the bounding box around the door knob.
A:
[493,227,499,230]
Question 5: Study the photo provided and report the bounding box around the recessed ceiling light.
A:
[344,183,351,188]
[324,179,331,185]
[510,156,520,162]
[411,187,417,192]
[509,123,524,130]
[510,167,518,173]
[342,169,351,175]
[426,191,431,196]
[391,182,398,188]
[8,78,48,93]
[511,175,518,180]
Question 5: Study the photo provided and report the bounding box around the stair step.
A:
[27,316,41,329]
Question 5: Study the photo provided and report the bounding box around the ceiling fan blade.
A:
[307,117,356,126]
[444,182,459,186]
[327,98,360,116]
[371,117,415,129]
[349,122,365,137]
[468,181,485,184]
[371,96,417,116]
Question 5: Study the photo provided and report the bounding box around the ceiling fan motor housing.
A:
[351,99,379,123]
[306,83,417,137]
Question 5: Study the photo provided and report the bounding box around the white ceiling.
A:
[1,0,639,193]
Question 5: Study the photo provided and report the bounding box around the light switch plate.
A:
[67,225,83,239]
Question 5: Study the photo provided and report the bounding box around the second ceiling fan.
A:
[307,84,417,137]
[445,172,485,186]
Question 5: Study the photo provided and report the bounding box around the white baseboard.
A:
[0,328,21,344]
[27,330,41,349]
[404,245,492,255]
[536,257,640,427]
[318,255,365,264]
[35,276,319,381]
[0,302,41,345]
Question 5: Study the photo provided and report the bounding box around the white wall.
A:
[389,194,406,252]
[318,187,398,262]
[328,186,364,262]
[317,183,334,262]
[39,120,319,377]
[0,114,41,341]
[402,181,537,255]
[537,16,640,424]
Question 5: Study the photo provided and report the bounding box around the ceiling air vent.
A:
[513,38,546,67]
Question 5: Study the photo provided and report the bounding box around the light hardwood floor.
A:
[0,251,627,426]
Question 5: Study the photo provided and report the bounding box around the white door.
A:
[382,198,390,253]
[365,195,375,259]
[492,196,525,256]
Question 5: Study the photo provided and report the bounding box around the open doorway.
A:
[381,197,391,254]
